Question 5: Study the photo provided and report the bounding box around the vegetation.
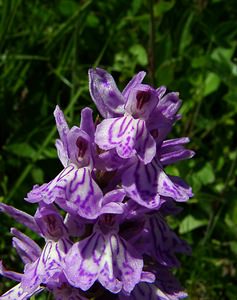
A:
[0,0,237,298]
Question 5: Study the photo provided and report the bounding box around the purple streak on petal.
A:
[64,232,106,290]
[0,203,39,234]
[135,120,156,164]
[54,105,69,151]
[0,261,22,282]
[156,86,166,98]
[22,240,66,293]
[122,160,161,208]
[89,68,125,118]
[95,116,136,159]
[0,283,43,300]
[122,71,146,99]
[11,228,41,264]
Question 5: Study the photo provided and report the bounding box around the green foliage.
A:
[0,0,237,298]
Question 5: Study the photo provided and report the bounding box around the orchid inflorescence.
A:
[0,68,194,300]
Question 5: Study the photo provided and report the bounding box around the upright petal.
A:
[80,107,95,139]
[122,71,146,99]
[34,204,68,241]
[55,139,69,167]
[54,105,70,150]
[89,68,125,118]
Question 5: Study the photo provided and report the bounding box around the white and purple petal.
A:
[124,84,158,120]
[122,158,192,208]
[21,239,68,293]
[95,116,137,160]
[0,283,43,300]
[64,231,143,294]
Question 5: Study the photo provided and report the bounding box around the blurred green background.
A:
[0,0,237,299]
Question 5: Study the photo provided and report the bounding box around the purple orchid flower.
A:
[89,69,183,164]
[89,68,159,164]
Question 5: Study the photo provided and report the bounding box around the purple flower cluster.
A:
[0,69,194,299]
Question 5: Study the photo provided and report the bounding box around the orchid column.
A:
[0,68,194,300]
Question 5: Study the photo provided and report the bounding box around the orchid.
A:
[1,68,194,299]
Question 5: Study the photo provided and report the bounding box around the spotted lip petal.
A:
[21,239,69,293]
[122,158,192,208]
[95,116,156,164]
[89,68,125,118]
[64,230,144,294]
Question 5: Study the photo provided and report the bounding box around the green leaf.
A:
[5,143,36,159]
[204,72,221,96]
[58,0,78,16]
[154,0,175,17]
[31,168,44,184]
[129,44,148,66]
[179,215,208,234]
[196,163,215,185]
[229,241,237,255]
